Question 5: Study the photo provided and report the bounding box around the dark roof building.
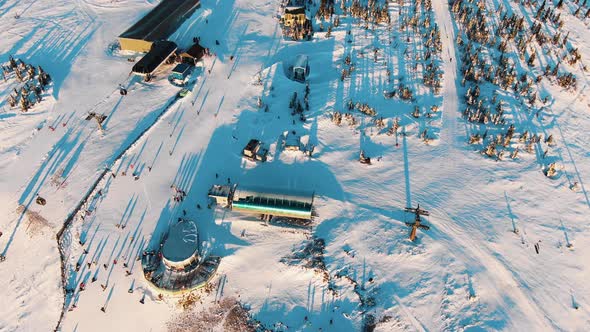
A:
[180,43,206,64]
[132,41,178,75]
[119,0,201,52]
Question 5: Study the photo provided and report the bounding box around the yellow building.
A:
[282,7,307,27]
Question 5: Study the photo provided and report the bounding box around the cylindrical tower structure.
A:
[161,220,199,270]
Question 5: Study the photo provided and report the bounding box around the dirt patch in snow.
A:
[16,205,53,237]
[167,297,256,332]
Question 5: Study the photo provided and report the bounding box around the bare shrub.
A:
[167,297,255,332]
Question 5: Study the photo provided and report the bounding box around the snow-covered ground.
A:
[1,0,589,331]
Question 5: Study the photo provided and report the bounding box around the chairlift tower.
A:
[85,112,107,132]
[404,203,430,241]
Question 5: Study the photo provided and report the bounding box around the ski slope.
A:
[1,0,590,331]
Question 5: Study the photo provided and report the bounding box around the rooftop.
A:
[132,41,177,74]
[244,139,261,151]
[119,0,201,42]
[180,43,206,60]
[172,63,192,75]
[294,54,308,69]
[285,0,305,10]
[285,132,301,147]
[232,186,315,219]
[233,187,314,205]
[285,7,306,15]
[208,184,233,198]
[161,220,199,263]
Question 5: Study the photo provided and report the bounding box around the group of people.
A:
[171,184,187,202]
[3,56,51,112]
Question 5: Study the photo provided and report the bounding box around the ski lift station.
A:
[118,0,201,53]
[291,54,309,82]
[141,219,220,293]
[208,185,315,221]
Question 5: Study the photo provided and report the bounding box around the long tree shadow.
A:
[2,127,88,256]
[257,296,358,331]
[402,130,412,207]
[2,4,99,98]
[193,0,238,62]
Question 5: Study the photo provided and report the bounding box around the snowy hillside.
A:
[0,0,589,331]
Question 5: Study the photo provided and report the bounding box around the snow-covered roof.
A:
[284,0,305,11]
[285,132,300,147]
[132,41,177,74]
[208,184,232,198]
[162,220,199,264]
